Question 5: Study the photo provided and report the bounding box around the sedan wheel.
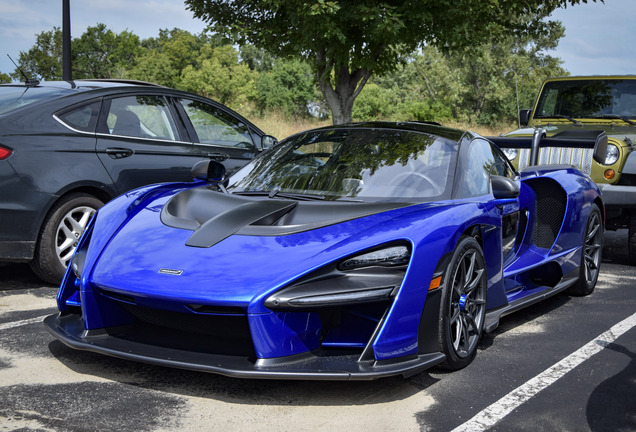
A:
[438,236,487,370]
[55,205,96,267]
[30,193,103,285]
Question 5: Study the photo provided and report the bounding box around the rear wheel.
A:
[30,193,103,285]
[438,236,487,370]
[567,203,603,296]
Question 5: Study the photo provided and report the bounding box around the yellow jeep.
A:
[504,76,636,264]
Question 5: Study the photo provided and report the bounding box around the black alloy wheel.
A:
[568,203,603,296]
[438,236,487,370]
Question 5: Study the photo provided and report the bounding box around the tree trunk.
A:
[315,52,370,125]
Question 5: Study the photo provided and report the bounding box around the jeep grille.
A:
[517,147,594,174]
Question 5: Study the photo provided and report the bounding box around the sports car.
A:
[44,122,606,380]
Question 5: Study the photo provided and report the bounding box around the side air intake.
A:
[527,178,567,249]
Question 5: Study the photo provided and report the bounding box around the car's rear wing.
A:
[487,129,608,167]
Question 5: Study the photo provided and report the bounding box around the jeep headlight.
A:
[502,148,518,161]
[603,144,619,165]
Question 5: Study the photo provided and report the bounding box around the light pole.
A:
[62,0,72,81]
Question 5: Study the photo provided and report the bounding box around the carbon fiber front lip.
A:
[43,313,445,381]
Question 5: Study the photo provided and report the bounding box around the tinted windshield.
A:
[0,86,72,115]
[535,79,636,119]
[227,128,458,202]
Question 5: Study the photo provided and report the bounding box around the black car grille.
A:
[111,302,255,358]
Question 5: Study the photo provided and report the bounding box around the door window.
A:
[56,101,101,132]
[490,144,517,179]
[459,139,496,197]
[106,95,178,141]
[179,99,255,149]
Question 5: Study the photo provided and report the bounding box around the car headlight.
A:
[502,148,518,161]
[265,243,411,311]
[339,245,411,270]
[603,144,619,165]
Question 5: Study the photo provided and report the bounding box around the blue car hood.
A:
[89,190,434,313]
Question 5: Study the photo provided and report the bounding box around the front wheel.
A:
[567,203,603,296]
[438,236,487,370]
[30,193,103,285]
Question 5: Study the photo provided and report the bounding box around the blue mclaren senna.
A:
[44,122,606,380]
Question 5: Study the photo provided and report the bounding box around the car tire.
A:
[438,236,487,370]
[567,203,603,296]
[629,214,636,266]
[30,193,103,285]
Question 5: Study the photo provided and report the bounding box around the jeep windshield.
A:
[534,79,636,121]
[227,128,458,202]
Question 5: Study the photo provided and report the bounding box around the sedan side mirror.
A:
[491,175,520,199]
[261,135,278,150]
[191,160,226,184]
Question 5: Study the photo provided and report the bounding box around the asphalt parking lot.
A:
[1,231,634,432]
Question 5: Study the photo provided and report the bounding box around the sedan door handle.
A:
[203,152,229,161]
[105,147,134,159]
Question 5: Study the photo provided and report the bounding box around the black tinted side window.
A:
[56,101,101,133]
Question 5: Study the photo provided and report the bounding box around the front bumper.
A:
[44,313,445,380]
[597,183,636,209]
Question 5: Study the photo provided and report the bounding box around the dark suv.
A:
[0,80,275,283]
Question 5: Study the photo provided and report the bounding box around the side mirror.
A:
[491,175,520,199]
[191,160,226,184]
[518,109,532,127]
[592,133,609,164]
[261,135,278,150]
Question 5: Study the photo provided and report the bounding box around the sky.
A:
[0,0,635,79]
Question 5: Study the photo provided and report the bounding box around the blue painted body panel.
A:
[50,137,602,378]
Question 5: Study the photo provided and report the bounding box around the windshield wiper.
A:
[536,114,581,125]
[232,190,326,201]
[586,114,636,126]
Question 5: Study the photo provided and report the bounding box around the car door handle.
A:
[203,152,229,161]
[105,148,134,159]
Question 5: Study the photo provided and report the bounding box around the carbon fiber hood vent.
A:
[160,187,411,248]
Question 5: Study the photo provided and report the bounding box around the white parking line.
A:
[0,315,49,331]
[451,311,636,432]
[598,274,636,282]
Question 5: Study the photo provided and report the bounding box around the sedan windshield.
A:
[227,128,458,202]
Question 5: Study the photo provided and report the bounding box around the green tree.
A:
[404,15,567,126]
[352,83,399,120]
[180,45,256,108]
[11,27,63,81]
[127,51,178,86]
[0,72,11,83]
[240,44,276,72]
[185,0,598,124]
[128,28,229,87]
[255,59,315,116]
[73,24,142,79]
